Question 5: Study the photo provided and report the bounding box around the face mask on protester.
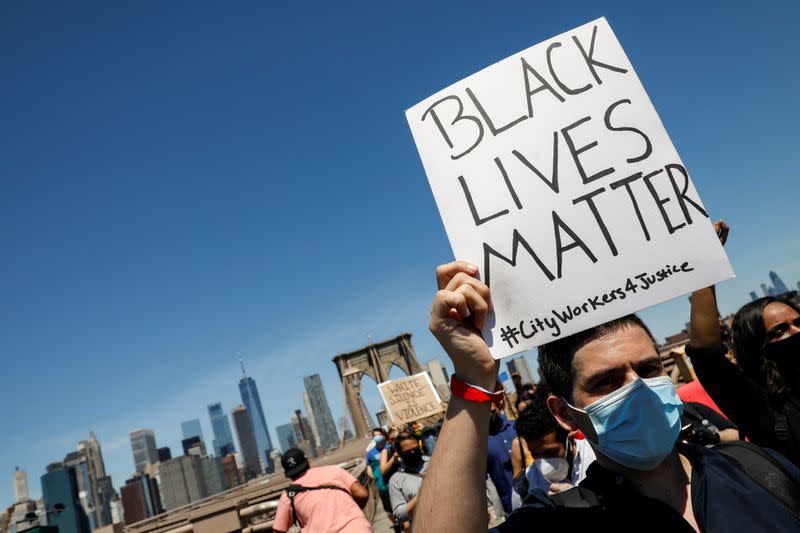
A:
[762,331,800,367]
[535,456,570,483]
[400,448,423,469]
[374,435,386,447]
[567,376,683,470]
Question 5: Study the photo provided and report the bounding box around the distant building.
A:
[231,405,262,481]
[275,424,297,452]
[181,436,206,458]
[220,455,242,489]
[238,360,276,473]
[120,474,162,525]
[771,271,789,294]
[159,456,207,510]
[303,374,340,451]
[291,410,318,458]
[207,402,236,457]
[14,467,29,502]
[63,432,113,530]
[425,359,451,401]
[8,499,39,532]
[199,456,229,496]
[797,281,800,292]
[303,390,323,452]
[130,430,158,474]
[157,447,172,462]
[750,291,760,302]
[761,282,773,297]
[41,464,91,533]
[506,355,534,385]
[180,419,204,447]
[109,497,125,525]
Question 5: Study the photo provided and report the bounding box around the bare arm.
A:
[380,447,398,476]
[511,437,524,478]
[349,480,369,509]
[688,220,728,349]
[718,428,740,442]
[415,261,498,533]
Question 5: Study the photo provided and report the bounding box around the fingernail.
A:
[466,263,478,272]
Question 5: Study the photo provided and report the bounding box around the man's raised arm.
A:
[414,261,499,533]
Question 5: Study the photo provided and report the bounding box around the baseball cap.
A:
[281,448,309,478]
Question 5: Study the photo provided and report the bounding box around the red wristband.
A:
[450,375,504,406]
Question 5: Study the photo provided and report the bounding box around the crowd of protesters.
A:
[276,220,799,531]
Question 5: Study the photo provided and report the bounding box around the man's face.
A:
[525,431,566,460]
[571,325,664,408]
[397,437,419,455]
[373,431,386,449]
[548,325,664,444]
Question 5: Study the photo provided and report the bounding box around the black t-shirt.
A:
[686,344,800,466]
[490,443,800,533]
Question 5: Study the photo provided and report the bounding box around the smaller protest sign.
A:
[378,372,443,426]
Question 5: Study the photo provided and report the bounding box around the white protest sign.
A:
[406,17,734,358]
[378,372,443,426]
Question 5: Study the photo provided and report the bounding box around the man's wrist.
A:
[453,366,497,390]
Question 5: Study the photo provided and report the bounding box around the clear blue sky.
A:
[2,1,799,506]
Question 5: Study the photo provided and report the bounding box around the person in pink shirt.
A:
[273,448,372,533]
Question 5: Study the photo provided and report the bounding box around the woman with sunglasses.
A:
[687,221,800,466]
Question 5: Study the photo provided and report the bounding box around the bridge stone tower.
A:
[333,333,424,438]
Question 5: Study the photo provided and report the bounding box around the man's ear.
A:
[547,394,597,443]
[547,395,578,432]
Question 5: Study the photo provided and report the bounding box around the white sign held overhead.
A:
[406,17,734,358]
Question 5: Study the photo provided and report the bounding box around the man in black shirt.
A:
[415,261,800,533]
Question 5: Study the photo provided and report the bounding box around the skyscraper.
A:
[157,447,172,462]
[291,409,318,458]
[208,402,236,457]
[41,464,91,533]
[14,467,29,502]
[303,390,322,449]
[276,424,298,452]
[761,283,773,297]
[199,456,230,496]
[770,271,789,294]
[182,436,207,458]
[750,291,759,302]
[63,432,113,530]
[231,404,262,480]
[303,374,339,451]
[159,456,207,510]
[120,474,163,525]
[130,429,158,473]
[180,419,204,446]
[238,360,275,472]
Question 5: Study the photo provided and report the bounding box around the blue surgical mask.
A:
[568,376,683,470]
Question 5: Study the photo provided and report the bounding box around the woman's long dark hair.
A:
[732,296,800,399]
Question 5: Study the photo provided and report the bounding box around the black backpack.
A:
[548,441,800,519]
[285,483,351,527]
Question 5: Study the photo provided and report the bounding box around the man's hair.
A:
[514,394,561,441]
[395,430,419,450]
[537,314,657,401]
[372,427,388,439]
